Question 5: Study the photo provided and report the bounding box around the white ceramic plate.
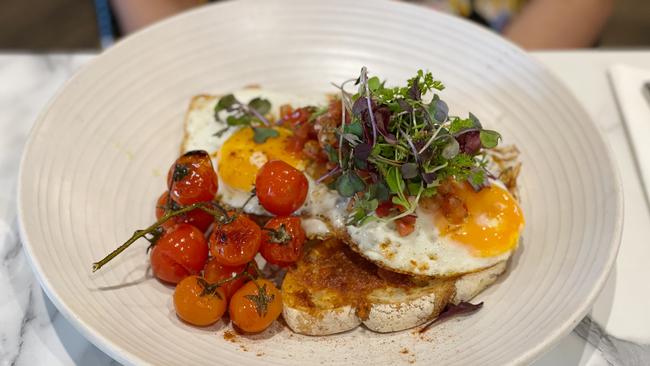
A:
[18,0,622,365]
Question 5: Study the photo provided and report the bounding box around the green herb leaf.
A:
[368,76,381,92]
[252,127,279,144]
[441,137,460,159]
[226,115,252,126]
[368,181,390,201]
[336,171,365,197]
[248,97,271,115]
[324,144,339,163]
[344,119,364,137]
[449,117,475,134]
[215,94,237,112]
[385,166,405,195]
[469,112,482,129]
[479,130,501,148]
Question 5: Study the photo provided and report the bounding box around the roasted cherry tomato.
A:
[229,279,282,333]
[255,160,308,216]
[173,275,227,326]
[156,191,214,232]
[260,217,306,266]
[167,150,218,206]
[150,224,209,284]
[209,213,261,266]
[203,259,258,299]
[395,215,416,237]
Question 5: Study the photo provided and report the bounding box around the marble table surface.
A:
[1,51,649,366]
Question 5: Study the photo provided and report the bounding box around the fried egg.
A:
[182,89,524,277]
[182,88,337,218]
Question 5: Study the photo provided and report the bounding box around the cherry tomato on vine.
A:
[167,150,218,206]
[203,259,258,299]
[173,275,227,326]
[150,224,208,284]
[209,213,261,266]
[255,160,308,216]
[229,279,282,333]
[260,216,306,266]
[156,191,214,232]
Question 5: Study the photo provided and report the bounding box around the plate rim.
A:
[16,1,624,365]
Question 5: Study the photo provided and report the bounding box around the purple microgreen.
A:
[352,97,368,116]
[400,163,419,179]
[419,302,484,333]
[397,98,412,113]
[374,106,397,144]
[360,67,378,145]
[456,130,482,155]
[354,142,372,160]
[316,166,342,184]
[408,78,421,100]
[422,171,438,184]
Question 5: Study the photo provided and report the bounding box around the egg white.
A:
[182,89,517,277]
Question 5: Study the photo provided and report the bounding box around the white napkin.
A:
[593,64,650,344]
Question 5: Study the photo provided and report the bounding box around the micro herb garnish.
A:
[325,67,501,226]
[213,94,276,143]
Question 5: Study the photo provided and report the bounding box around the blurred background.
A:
[0,0,648,50]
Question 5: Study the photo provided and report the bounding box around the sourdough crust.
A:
[282,260,507,335]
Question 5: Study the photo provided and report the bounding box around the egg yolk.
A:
[434,181,524,257]
[218,127,304,191]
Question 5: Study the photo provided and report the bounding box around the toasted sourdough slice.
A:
[282,238,506,335]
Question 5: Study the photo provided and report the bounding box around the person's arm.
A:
[503,0,614,49]
[110,0,205,34]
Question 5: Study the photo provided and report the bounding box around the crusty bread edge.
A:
[282,260,507,335]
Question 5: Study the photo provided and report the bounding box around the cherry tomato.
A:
[260,217,306,266]
[203,259,258,299]
[150,224,209,284]
[156,191,214,232]
[395,215,416,237]
[173,275,227,326]
[209,213,261,266]
[167,150,218,206]
[229,279,282,333]
[255,160,308,216]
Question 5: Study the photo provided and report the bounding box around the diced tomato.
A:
[396,215,416,237]
[375,201,394,218]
